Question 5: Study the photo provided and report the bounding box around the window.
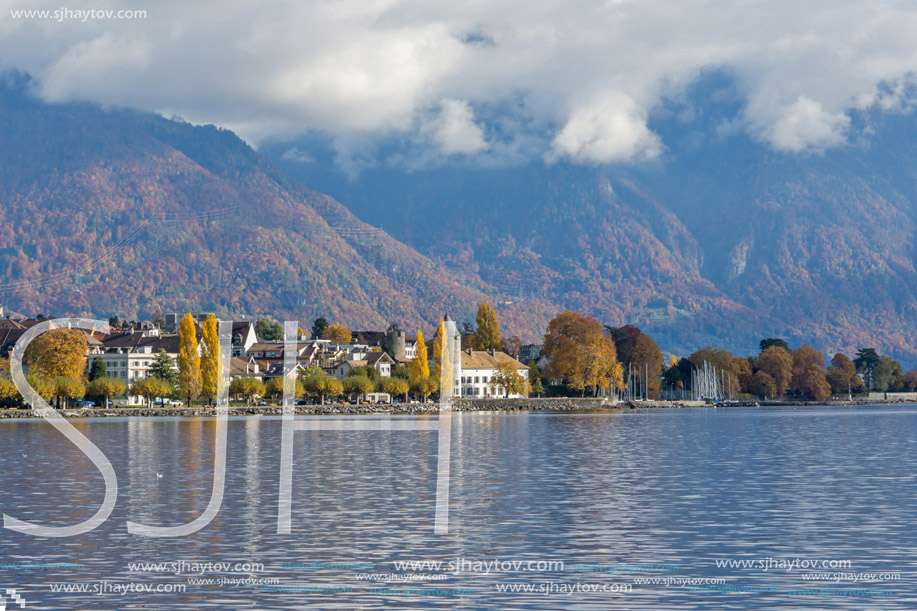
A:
[474,376,479,383]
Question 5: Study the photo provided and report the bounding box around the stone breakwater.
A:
[1,397,894,418]
[0,398,632,418]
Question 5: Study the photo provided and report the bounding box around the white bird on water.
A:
[156,473,164,479]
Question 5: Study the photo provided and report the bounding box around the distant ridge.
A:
[0,77,557,339]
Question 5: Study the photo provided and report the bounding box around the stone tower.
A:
[384,328,407,360]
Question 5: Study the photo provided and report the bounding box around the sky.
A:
[2,0,917,169]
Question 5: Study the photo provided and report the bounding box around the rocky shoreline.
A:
[0,398,617,418]
[0,396,908,419]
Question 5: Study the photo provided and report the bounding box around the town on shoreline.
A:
[1,304,915,413]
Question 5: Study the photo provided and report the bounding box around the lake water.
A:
[1,406,915,610]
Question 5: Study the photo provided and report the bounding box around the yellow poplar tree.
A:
[412,329,429,380]
[472,303,501,350]
[200,314,221,405]
[178,313,202,405]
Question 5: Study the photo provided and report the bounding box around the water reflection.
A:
[0,407,915,610]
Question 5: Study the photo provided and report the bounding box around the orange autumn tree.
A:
[322,324,352,345]
[544,311,621,396]
[24,328,87,379]
[756,345,794,397]
[628,333,664,399]
[826,352,860,394]
[790,344,831,400]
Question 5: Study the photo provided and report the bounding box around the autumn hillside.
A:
[0,76,557,338]
[265,74,917,364]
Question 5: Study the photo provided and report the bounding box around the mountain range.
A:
[261,74,917,363]
[0,74,555,338]
[4,71,917,363]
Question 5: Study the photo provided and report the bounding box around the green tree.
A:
[411,376,439,400]
[301,372,328,404]
[759,338,789,352]
[853,348,881,390]
[88,357,108,381]
[527,360,543,397]
[265,376,305,401]
[412,329,429,380]
[392,364,412,380]
[472,303,501,350]
[150,349,177,384]
[229,377,265,405]
[873,355,904,392]
[301,372,343,404]
[87,377,127,408]
[608,325,643,365]
[311,317,329,339]
[200,314,221,405]
[342,375,374,401]
[378,377,410,402]
[153,378,175,405]
[178,313,202,405]
[255,318,284,341]
[53,377,86,408]
[350,364,379,381]
[663,357,695,393]
[132,377,172,406]
[265,376,284,400]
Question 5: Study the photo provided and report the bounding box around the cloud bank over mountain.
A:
[3,0,917,166]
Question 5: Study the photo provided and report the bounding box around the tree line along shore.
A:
[0,304,912,410]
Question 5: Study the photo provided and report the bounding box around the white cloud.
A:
[765,97,850,152]
[549,94,661,163]
[280,147,315,163]
[423,99,489,155]
[3,0,917,163]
